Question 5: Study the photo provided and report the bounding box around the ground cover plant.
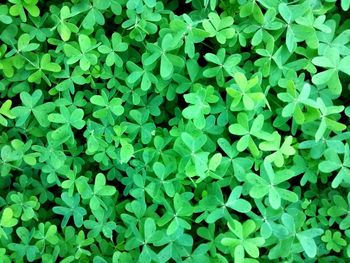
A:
[1,0,350,262]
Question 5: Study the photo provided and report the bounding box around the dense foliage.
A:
[1,0,350,262]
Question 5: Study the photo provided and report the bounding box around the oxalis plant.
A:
[0,0,350,262]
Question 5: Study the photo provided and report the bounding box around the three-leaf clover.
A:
[90,89,124,125]
[182,84,219,129]
[277,82,318,124]
[53,192,87,227]
[312,48,350,96]
[321,230,347,253]
[158,193,194,235]
[0,100,15,126]
[313,97,346,142]
[9,0,40,22]
[8,227,39,262]
[201,183,251,224]
[64,34,100,71]
[319,143,350,188]
[12,90,55,127]
[259,132,296,167]
[26,54,61,85]
[226,72,266,111]
[246,161,298,209]
[174,132,209,179]
[221,219,265,263]
[77,173,117,210]
[48,106,86,143]
[203,48,241,87]
[144,33,184,79]
[202,12,235,44]
[98,32,128,67]
[229,113,272,156]
[52,6,78,41]
[327,193,350,230]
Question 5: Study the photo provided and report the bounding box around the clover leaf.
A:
[312,48,350,96]
[203,48,241,87]
[226,72,266,111]
[90,89,124,125]
[64,34,100,71]
[247,161,298,209]
[202,12,235,44]
[182,84,219,129]
[53,192,87,227]
[221,219,265,262]
[12,90,55,127]
[0,100,15,126]
[319,143,350,188]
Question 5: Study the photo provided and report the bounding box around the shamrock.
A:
[126,60,158,91]
[229,113,273,156]
[202,12,235,44]
[246,161,298,209]
[77,0,111,29]
[0,100,15,126]
[9,192,40,221]
[200,183,251,224]
[52,6,79,41]
[48,106,86,143]
[278,2,316,52]
[12,90,55,127]
[259,132,296,167]
[313,97,346,142]
[217,137,254,182]
[20,14,52,42]
[220,219,265,263]
[327,193,350,230]
[317,19,350,56]
[174,132,209,179]
[170,14,209,58]
[123,109,156,145]
[52,64,86,94]
[146,161,176,199]
[321,230,347,253]
[124,218,160,263]
[98,32,128,67]
[182,84,219,129]
[144,33,184,79]
[6,33,39,56]
[9,0,40,22]
[319,143,350,188]
[76,173,116,210]
[53,192,87,227]
[84,209,117,239]
[312,48,350,96]
[239,0,264,23]
[203,48,241,87]
[275,213,324,258]
[90,89,124,125]
[243,9,283,46]
[8,227,39,262]
[33,223,59,252]
[64,34,100,71]
[26,54,61,85]
[226,72,266,111]
[121,7,161,42]
[277,82,318,124]
[158,193,194,235]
